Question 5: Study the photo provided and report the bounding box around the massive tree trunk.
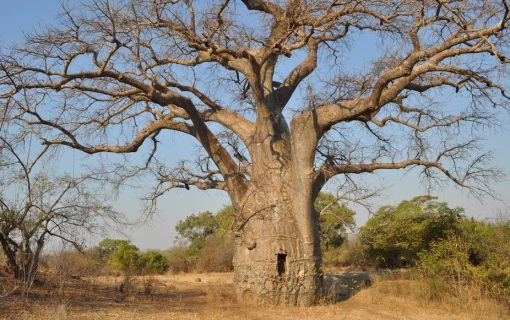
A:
[231,115,322,306]
[2,0,507,309]
[232,187,322,306]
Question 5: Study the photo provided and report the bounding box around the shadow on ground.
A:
[323,271,371,302]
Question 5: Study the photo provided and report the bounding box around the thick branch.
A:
[240,0,281,15]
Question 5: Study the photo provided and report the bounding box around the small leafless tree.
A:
[0,0,509,305]
[0,129,118,297]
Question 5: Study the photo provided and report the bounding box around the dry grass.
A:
[1,272,508,320]
[346,277,509,320]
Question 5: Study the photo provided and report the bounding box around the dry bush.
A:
[114,273,164,298]
[362,273,510,319]
[41,249,106,297]
[326,235,371,269]
[414,273,510,313]
[140,275,158,296]
[165,246,192,274]
[195,235,234,273]
[116,271,138,297]
[0,266,18,297]
[45,250,105,279]
[203,284,236,304]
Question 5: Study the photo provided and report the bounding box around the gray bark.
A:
[232,186,322,306]
[230,115,322,306]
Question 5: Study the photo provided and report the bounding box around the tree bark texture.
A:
[230,120,322,306]
[232,184,322,305]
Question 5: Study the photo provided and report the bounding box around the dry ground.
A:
[0,272,508,320]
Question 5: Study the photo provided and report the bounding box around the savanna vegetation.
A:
[0,0,509,317]
[1,195,509,320]
[165,192,355,273]
[2,0,509,305]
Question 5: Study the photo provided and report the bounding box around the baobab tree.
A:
[1,0,509,305]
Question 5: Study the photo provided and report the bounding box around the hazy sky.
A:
[1,1,509,250]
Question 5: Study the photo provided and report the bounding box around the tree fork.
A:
[1,0,508,306]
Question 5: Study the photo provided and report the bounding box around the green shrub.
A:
[359,196,463,268]
[110,242,140,272]
[417,219,510,298]
[95,239,169,275]
[137,250,167,274]
[417,234,472,280]
[175,211,219,245]
[97,239,132,260]
[315,192,356,255]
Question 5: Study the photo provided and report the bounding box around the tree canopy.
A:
[359,195,464,268]
[97,238,167,274]
[1,0,509,305]
[0,0,507,205]
[314,192,355,250]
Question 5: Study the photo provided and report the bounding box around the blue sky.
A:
[1,1,509,250]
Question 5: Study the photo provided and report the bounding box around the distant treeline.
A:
[34,195,509,300]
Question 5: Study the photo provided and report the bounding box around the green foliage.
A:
[354,194,510,299]
[359,195,463,268]
[314,192,356,251]
[97,239,131,260]
[417,234,471,279]
[214,206,234,237]
[417,219,510,296]
[94,239,168,274]
[137,250,167,274]
[110,241,140,272]
[175,211,218,244]
[171,206,234,273]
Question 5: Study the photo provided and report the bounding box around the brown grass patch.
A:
[0,272,508,320]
